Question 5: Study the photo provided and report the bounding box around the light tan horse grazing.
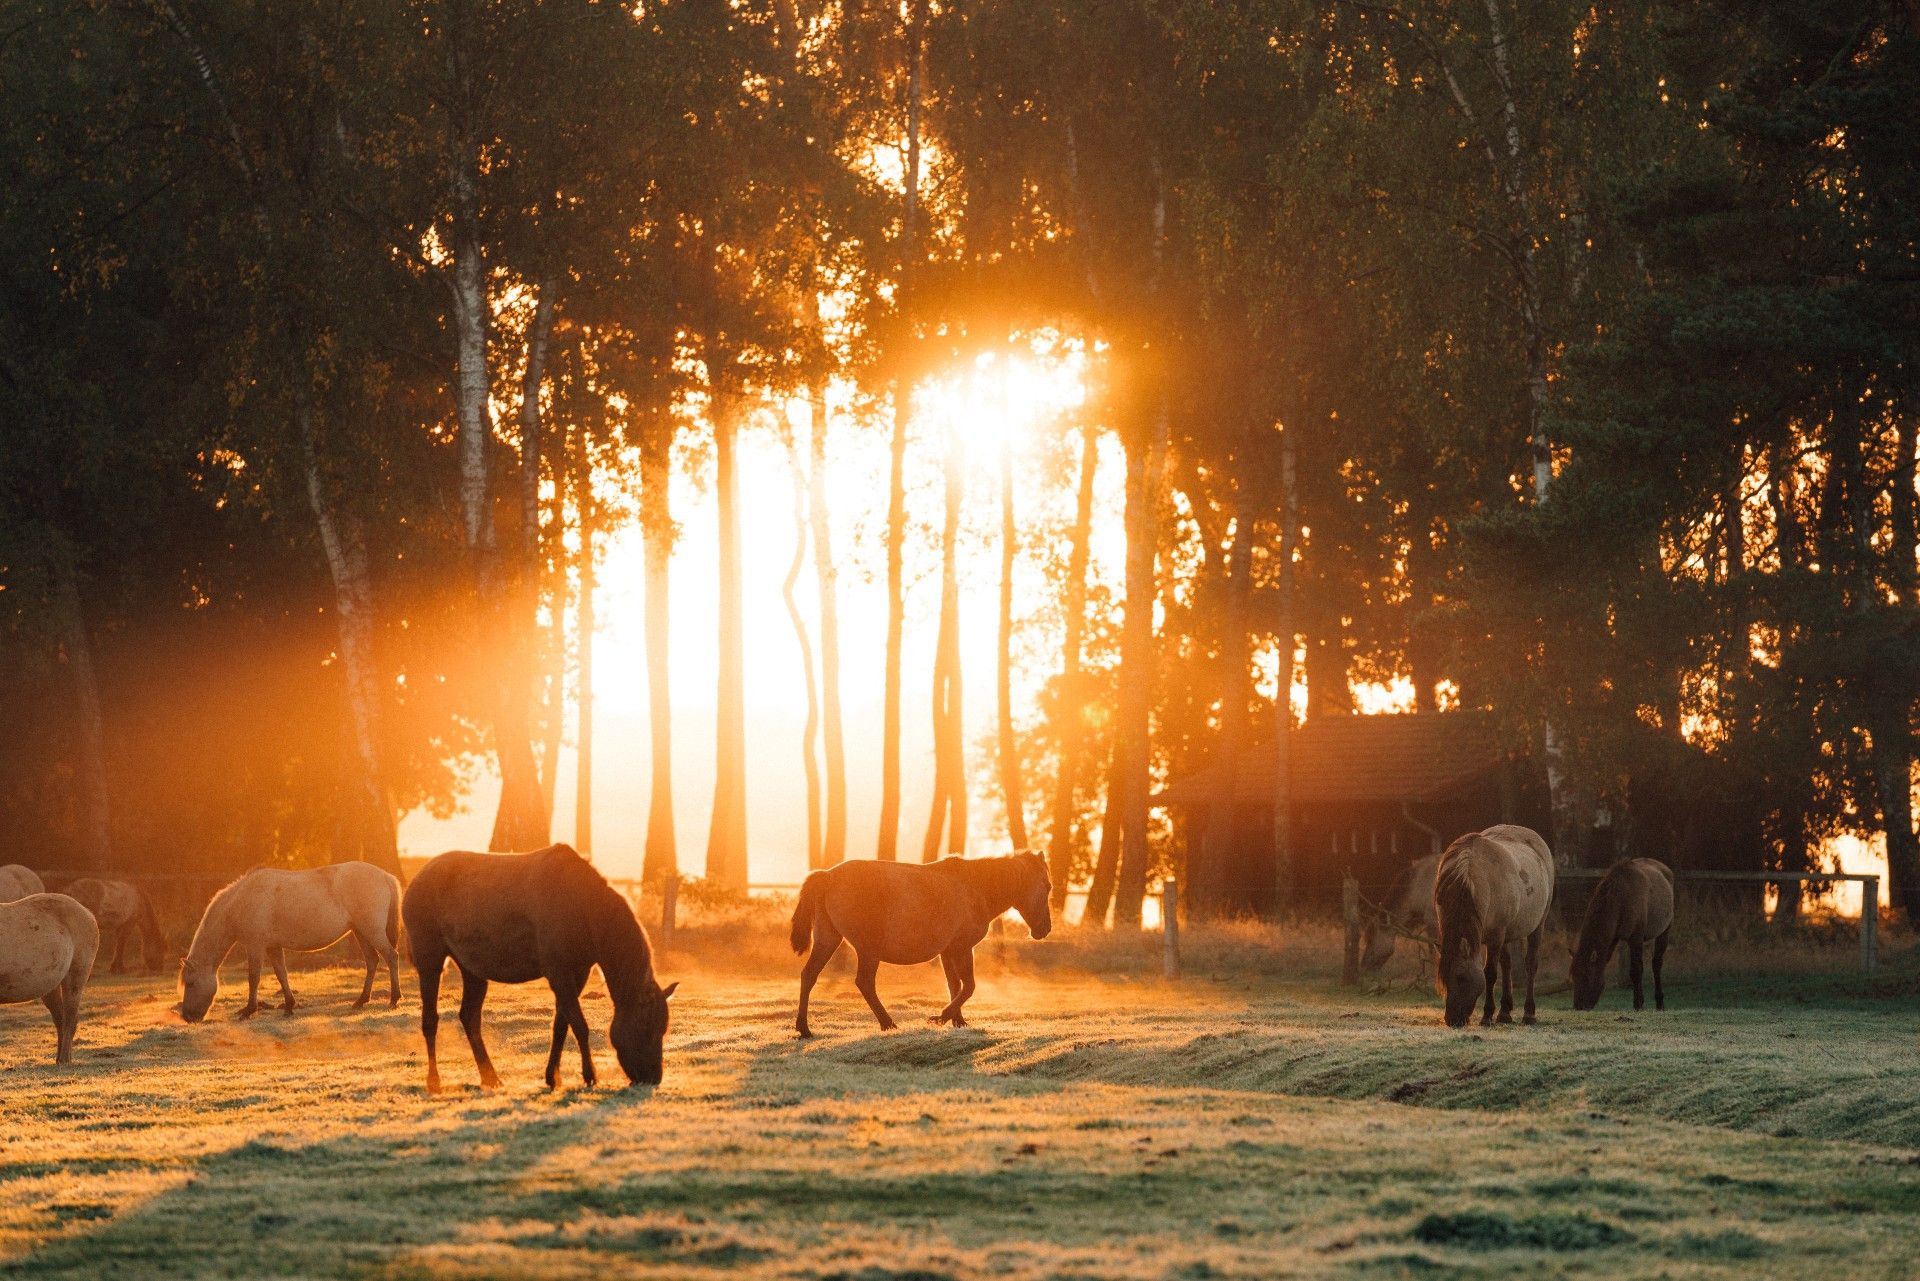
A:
[1360,851,1441,975]
[1433,824,1556,1028]
[0,864,46,901]
[64,878,167,974]
[789,852,1052,1037]
[1,894,99,1063]
[1571,858,1675,1012]
[180,861,402,1021]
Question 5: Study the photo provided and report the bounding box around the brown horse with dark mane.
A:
[1434,824,1556,1028]
[1571,858,1674,1011]
[790,852,1051,1036]
[402,844,677,1091]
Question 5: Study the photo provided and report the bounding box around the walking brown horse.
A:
[1434,825,1556,1028]
[1571,858,1674,1011]
[789,851,1051,1037]
[402,844,677,1091]
[64,878,167,974]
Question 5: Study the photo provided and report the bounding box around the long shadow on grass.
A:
[8,1089,638,1280]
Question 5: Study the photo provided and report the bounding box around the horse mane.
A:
[183,868,265,969]
[1576,861,1631,956]
[1433,839,1483,935]
[553,849,655,997]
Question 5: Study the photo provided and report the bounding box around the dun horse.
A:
[1433,825,1555,1028]
[1571,858,1674,1011]
[1360,851,1440,975]
[402,844,678,1091]
[65,878,167,974]
[790,851,1052,1037]
[180,861,402,1021]
[1,893,99,1063]
[0,864,45,901]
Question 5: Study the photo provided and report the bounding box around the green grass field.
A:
[2,932,1917,1279]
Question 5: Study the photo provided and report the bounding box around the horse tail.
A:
[790,872,825,954]
[386,880,404,960]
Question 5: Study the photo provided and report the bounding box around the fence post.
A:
[661,874,679,946]
[1341,873,1360,986]
[1862,876,1878,974]
[1161,880,1181,980]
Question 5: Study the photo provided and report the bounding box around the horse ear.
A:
[660,981,679,1001]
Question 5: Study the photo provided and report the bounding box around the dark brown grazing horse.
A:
[402,845,677,1091]
[790,852,1051,1036]
[1571,858,1674,1011]
[1434,824,1556,1028]
[63,878,167,974]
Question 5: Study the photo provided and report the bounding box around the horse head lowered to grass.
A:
[789,850,1052,1037]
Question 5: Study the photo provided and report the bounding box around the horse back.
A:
[0,894,98,1002]
[1439,826,1554,945]
[402,847,591,983]
[815,859,977,965]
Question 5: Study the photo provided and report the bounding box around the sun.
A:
[912,336,1091,468]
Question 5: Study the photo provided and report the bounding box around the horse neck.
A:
[589,892,654,1003]
[960,858,1023,917]
[1579,880,1626,953]
[187,891,238,968]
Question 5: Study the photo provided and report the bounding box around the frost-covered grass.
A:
[2,942,1918,1279]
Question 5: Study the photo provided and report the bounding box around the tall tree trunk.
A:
[1044,424,1100,908]
[808,386,847,866]
[1083,745,1122,926]
[1113,398,1169,926]
[50,540,112,871]
[574,417,596,859]
[640,415,677,885]
[446,52,546,853]
[878,0,925,862]
[705,363,749,892]
[297,393,398,874]
[921,419,967,861]
[1271,414,1300,916]
[784,435,825,869]
[1203,479,1251,920]
[997,432,1029,850]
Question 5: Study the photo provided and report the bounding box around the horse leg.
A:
[544,1006,569,1088]
[562,986,595,1087]
[238,947,263,1019]
[1489,948,1505,1029]
[1521,927,1542,1024]
[417,951,445,1094]
[43,987,69,1065]
[457,969,500,1089]
[61,972,84,1061]
[351,932,377,1008]
[270,947,296,1013]
[1629,941,1646,1011]
[110,925,130,975]
[942,948,976,1028]
[1479,945,1498,1027]
[383,935,402,1008]
[933,952,961,1024]
[853,950,895,1031]
[1652,932,1669,1011]
[794,924,843,1038]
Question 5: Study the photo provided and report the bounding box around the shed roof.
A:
[1158,712,1508,808]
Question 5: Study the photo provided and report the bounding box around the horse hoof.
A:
[426,1078,443,1095]
[795,1028,813,1039]
[1522,1014,1537,1025]
[480,1074,502,1090]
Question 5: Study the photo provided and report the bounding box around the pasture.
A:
[1,931,1917,1279]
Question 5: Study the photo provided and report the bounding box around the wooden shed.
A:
[1158,712,1544,918]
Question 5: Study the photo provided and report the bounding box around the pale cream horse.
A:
[1,893,99,1063]
[181,861,402,1021]
[0,864,46,901]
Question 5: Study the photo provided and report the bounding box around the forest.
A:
[3,0,1917,928]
